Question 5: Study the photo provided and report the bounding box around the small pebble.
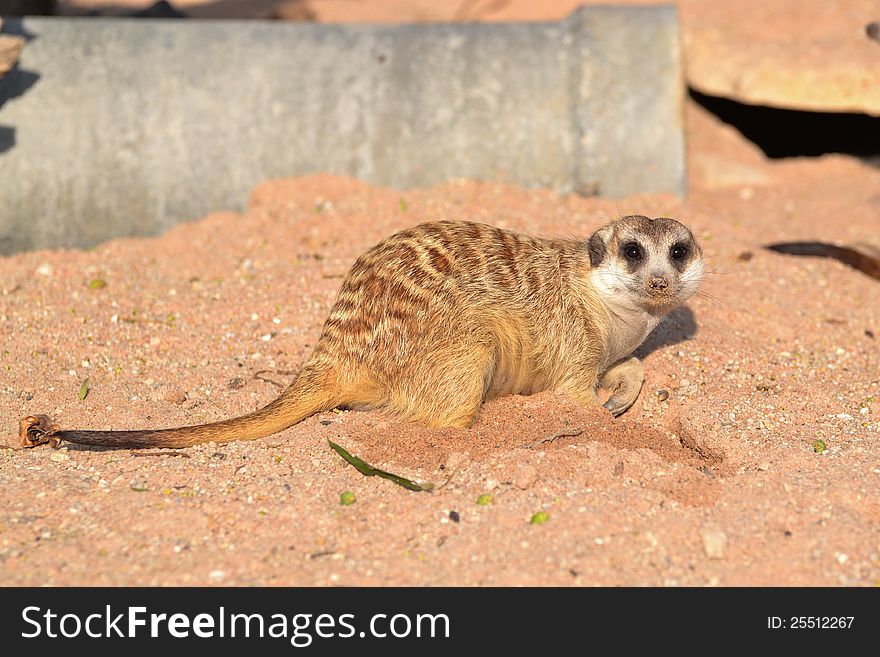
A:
[514,465,538,490]
[656,389,669,402]
[701,526,728,559]
[164,390,187,405]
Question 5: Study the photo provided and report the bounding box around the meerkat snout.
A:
[649,275,669,291]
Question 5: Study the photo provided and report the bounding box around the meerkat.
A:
[19,216,703,450]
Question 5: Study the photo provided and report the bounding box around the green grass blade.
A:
[328,440,432,492]
[78,378,90,401]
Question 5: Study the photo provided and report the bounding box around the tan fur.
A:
[19,217,703,449]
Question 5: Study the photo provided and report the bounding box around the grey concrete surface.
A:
[0,8,685,254]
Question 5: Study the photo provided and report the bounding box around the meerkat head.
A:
[587,215,704,313]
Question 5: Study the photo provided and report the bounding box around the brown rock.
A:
[675,409,728,467]
[514,464,538,490]
[163,389,187,405]
[700,526,728,559]
[0,33,24,79]
[260,0,316,21]
[683,0,880,115]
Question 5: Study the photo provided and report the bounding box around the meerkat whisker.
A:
[695,289,725,307]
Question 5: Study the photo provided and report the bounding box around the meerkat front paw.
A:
[600,357,645,416]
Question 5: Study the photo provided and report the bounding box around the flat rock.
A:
[682,0,880,115]
[700,526,728,559]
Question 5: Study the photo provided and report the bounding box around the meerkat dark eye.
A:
[670,244,688,261]
[623,243,642,261]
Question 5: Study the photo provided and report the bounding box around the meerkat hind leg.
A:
[600,356,645,416]
[561,371,601,409]
[391,347,495,429]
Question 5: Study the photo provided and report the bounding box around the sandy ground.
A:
[1,95,878,586]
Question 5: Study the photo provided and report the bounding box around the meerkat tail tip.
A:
[19,414,61,448]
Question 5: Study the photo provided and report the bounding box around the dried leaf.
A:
[78,378,90,401]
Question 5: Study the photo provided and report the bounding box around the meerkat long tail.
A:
[18,369,339,450]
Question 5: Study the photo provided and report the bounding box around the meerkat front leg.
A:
[600,356,645,416]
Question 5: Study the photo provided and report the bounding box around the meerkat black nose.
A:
[649,276,669,291]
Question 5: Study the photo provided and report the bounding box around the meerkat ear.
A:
[588,226,611,267]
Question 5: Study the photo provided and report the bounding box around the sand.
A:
[1,95,878,586]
